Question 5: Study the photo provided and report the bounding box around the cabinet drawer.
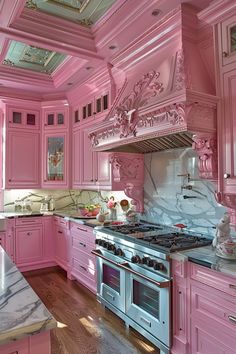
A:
[16,217,42,226]
[189,263,236,297]
[71,256,96,280]
[191,282,236,330]
[70,224,95,246]
[71,248,96,268]
[54,216,69,228]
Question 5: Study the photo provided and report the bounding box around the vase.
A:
[109,208,117,220]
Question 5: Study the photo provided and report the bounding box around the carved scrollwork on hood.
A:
[113,70,164,139]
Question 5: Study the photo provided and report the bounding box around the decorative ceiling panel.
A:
[2,40,67,74]
[25,0,117,26]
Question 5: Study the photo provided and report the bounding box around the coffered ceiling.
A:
[0,0,213,100]
[25,0,117,26]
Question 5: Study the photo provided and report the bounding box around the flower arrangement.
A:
[107,196,117,209]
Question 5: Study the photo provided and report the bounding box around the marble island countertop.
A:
[0,246,57,345]
[172,245,236,278]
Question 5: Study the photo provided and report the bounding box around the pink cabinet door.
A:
[221,15,236,66]
[80,129,96,186]
[5,130,40,188]
[72,128,81,187]
[96,152,111,187]
[8,107,40,130]
[43,216,54,261]
[42,132,69,188]
[15,225,43,265]
[43,108,68,130]
[0,337,29,354]
[221,68,236,193]
[55,225,68,271]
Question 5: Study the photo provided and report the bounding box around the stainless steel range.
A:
[92,222,212,354]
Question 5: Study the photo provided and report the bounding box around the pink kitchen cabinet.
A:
[43,216,55,264]
[15,221,43,268]
[72,127,111,189]
[54,216,69,271]
[221,14,236,67]
[171,260,189,354]
[0,331,51,354]
[69,222,97,294]
[189,263,236,354]
[5,129,40,189]
[7,107,40,130]
[42,131,69,189]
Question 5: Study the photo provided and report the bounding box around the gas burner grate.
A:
[106,223,163,235]
[141,233,212,252]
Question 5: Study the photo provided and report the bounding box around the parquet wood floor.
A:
[24,267,160,354]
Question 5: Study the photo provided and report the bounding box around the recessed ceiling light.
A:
[152,9,161,16]
[109,45,116,50]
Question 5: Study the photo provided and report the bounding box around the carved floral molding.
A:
[192,134,217,180]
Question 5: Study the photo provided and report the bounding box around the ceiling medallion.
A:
[2,59,15,66]
[25,0,38,10]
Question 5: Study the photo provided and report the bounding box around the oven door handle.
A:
[119,262,170,288]
[91,249,121,267]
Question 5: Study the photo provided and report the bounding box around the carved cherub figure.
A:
[212,212,232,248]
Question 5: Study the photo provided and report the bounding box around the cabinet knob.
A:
[44,180,47,182]
[224,173,230,179]
[9,121,12,123]
[9,179,11,182]
[27,232,31,236]
[90,179,94,182]
[222,51,228,57]
[95,178,98,182]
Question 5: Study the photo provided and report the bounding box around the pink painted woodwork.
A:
[54,216,69,271]
[43,216,55,264]
[0,330,51,354]
[189,263,236,354]
[69,222,97,294]
[15,220,43,267]
[172,260,236,354]
[6,130,40,189]
[192,134,217,181]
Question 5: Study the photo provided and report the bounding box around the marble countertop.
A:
[172,245,236,278]
[0,246,57,345]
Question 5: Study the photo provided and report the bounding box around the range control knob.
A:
[114,248,123,256]
[142,257,150,264]
[131,255,141,264]
[95,239,101,245]
[153,262,165,271]
[146,259,154,267]
[97,239,104,246]
[107,243,116,251]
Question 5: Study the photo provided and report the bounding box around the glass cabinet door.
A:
[230,25,236,54]
[43,131,68,188]
[47,136,64,181]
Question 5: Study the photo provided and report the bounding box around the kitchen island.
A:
[0,246,57,353]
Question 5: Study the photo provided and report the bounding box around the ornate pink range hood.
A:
[88,4,219,181]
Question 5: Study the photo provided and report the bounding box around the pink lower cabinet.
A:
[54,216,69,271]
[189,263,236,354]
[69,222,97,293]
[15,218,43,271]
[0,331,51,354]
[171,260,189,354]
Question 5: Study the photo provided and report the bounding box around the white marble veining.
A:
[172,245,236,278]
[0,247,57,345]
[142,148,226,236]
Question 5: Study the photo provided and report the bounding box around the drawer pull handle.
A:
[106,292,115,301]
[58,231,63,234]
[10,351,18,354]
[140,316,151,327]
[79,242,86,247]
[77,227,87,232]
[228,315,236,323]
[229,284,236,290]
[79,265,87,271]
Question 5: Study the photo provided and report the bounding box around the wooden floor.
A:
[24,268,160,354]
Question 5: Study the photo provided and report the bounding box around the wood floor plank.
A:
[24,268,160,354]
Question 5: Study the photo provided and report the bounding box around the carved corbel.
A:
[192,134,217,180]
[109,153,144,213]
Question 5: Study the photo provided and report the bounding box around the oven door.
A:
[122,263,170,347]
[92,249,126,312]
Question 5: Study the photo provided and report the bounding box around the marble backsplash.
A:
[3,189,129,217]
[141,148,226,236]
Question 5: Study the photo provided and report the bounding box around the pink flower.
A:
[107,196,117,209]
